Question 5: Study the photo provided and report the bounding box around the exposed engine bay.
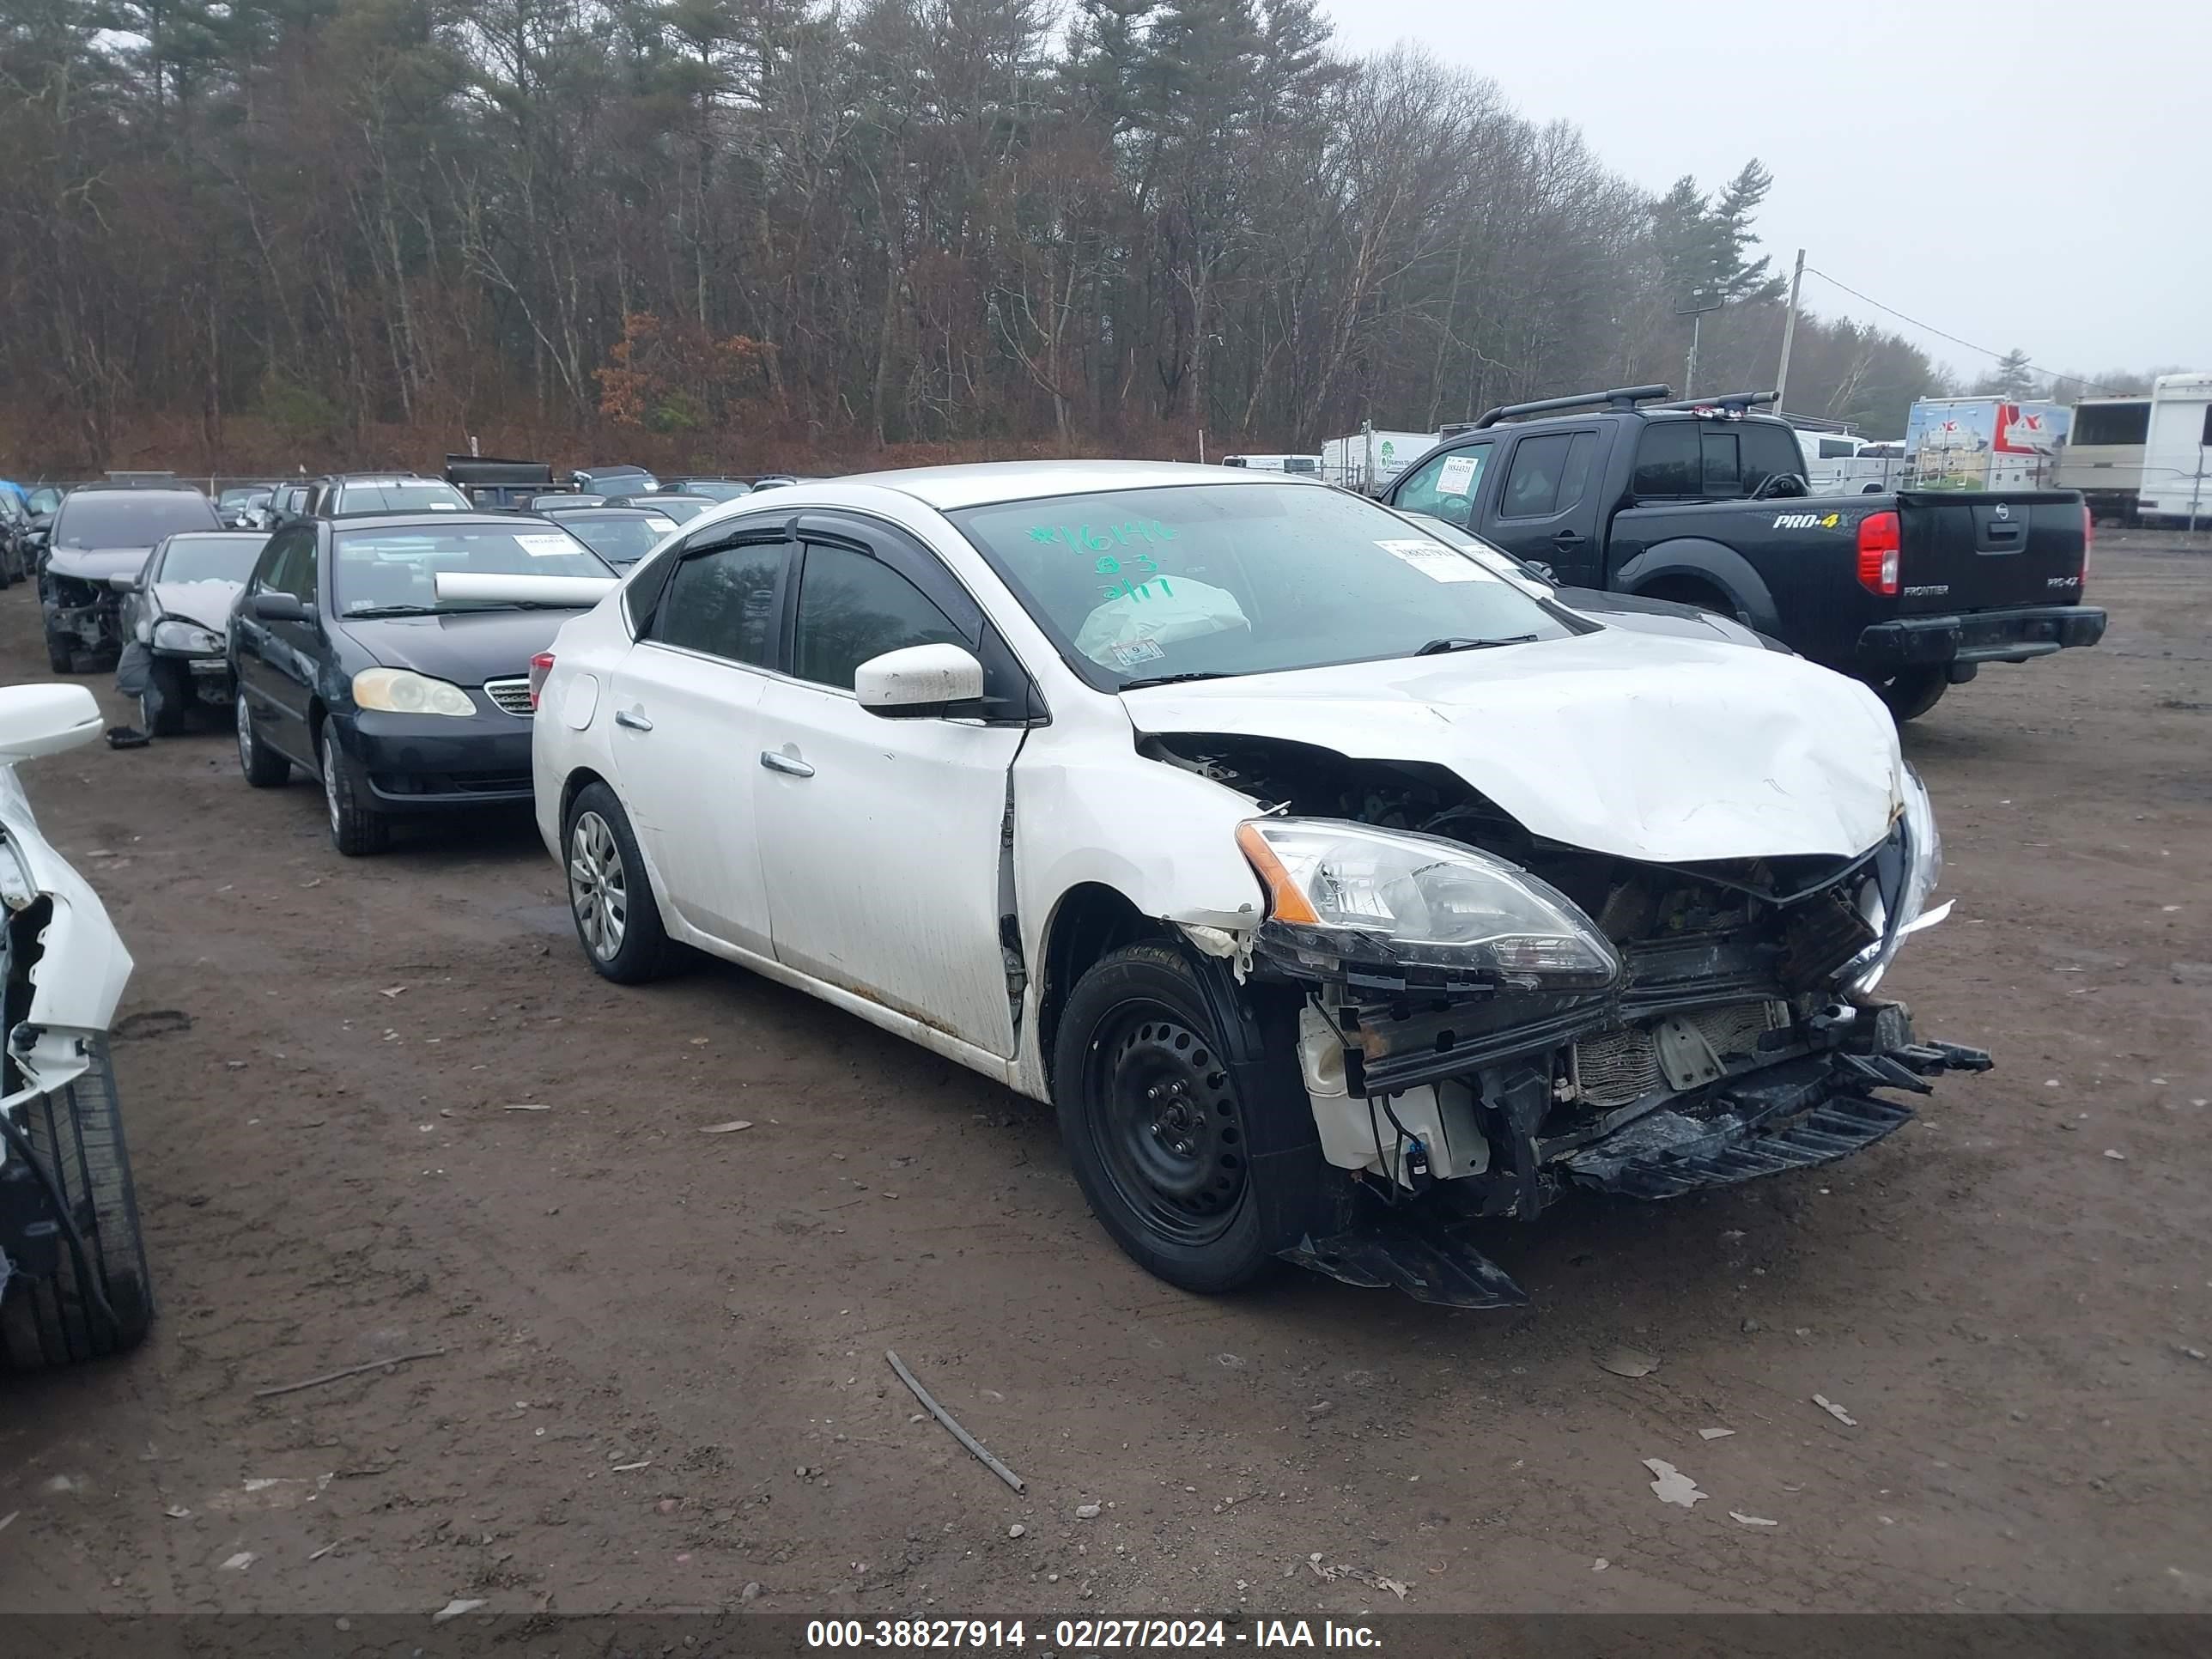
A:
[1146,732,1991,1306]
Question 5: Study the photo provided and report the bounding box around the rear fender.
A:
[1613,538,1778,634]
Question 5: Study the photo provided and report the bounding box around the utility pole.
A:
[1675,292,1723,400]
[1774,248,1806,416]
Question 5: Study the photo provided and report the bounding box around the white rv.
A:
[2054,396,2152,523]
[2136,373,2212,529]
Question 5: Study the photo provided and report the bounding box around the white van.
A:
[2136,374,2212,528]
[1792,429,1867,492]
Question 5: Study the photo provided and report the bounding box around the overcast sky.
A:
[1319,0,2209,389]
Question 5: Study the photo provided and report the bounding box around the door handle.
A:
[1550,529,1586,546]
[614,708,653,732]
[760,750,814,778]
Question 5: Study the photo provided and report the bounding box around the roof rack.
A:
[1647,390,1781,415]
[1469,385,1672,429]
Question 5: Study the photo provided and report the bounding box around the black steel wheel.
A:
[1053,942,1326,1293]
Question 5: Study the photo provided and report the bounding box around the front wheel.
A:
[321,725,390,856]
[1874,666,1948,722]
[0,1041,155,1369]
[45,629,74,674]
[141,663,186,737]
[1052,943,1327,1295]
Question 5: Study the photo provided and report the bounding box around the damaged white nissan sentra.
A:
[525,462,1988,1305]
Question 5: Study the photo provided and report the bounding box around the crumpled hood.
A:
[1121,632,1903,864]
[151,579,243,633]
[46,546,150,585]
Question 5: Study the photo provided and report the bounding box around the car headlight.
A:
[152,617,225,654]
[352,667,477,717]
[1850,763,1946,992]
[1237,818,1620,989]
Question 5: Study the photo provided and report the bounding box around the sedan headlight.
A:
[1237,818,1620,989]
[151,617,225,654]
[1850,763,1947,992]
[352,667,477,717]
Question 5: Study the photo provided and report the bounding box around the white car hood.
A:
[1121,631,1903,864]
[152,578,244,634]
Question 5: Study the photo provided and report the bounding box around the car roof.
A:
[836,459,1315,511]
[539,505,665,519]
[163,529,267,541]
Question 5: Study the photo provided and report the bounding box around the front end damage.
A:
[1150,734,1990,1307]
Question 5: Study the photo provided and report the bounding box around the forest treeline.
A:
[2,0,1988,473]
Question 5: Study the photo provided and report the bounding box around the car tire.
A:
[1052,942,1328,1295]
[1875,667,1948,722]
[141,663,187,738]
[235,690,290,786]
[45,630,74,674]
[0,1041,155,1370]
[563,782,680,983]
[320,725,390,856]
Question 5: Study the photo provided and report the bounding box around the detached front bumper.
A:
[1855,604,2106,674]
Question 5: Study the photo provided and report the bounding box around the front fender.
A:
[1614,538,1780,635]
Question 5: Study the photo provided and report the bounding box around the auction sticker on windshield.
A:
[516,533,580,557]
[1437,453,1480,494]
[1374,538,1494,583]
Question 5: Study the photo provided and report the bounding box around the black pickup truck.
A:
[1379,386,2106,719]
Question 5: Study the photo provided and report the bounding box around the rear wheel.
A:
[0,1042,155,1370]
[563,783,679,983]
[235,690,289,786]
[1874,667,1948,722]
[1053,943,1327,1294]
[321,725,390,856]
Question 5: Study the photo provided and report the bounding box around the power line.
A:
[1801,266,2120,394]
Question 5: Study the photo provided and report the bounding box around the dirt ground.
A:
[0,532,2207,1619]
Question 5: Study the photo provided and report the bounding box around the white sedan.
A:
[527,463,1984,1304]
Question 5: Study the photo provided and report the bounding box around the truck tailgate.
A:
[1894,491,2085,613]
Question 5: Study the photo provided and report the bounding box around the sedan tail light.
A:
[1856,510,1901,597]
[528,651,556,710]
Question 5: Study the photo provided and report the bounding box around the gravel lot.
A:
[1,532,2207,1616]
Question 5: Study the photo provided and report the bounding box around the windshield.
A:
[54,491,220,548]
[950,483,1573,689]
[331,481,471,515]
[27,487,62,514]
[560,514,677,567]
[677,480,751,501]
[157,534,268,584]
[332,525,609,614]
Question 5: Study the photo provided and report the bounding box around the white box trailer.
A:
[2136,373,2212,528]
[2053,396,2151,522]
[1321,429,1438,493]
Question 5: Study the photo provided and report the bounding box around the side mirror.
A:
[1525,561,1557,583]
[0,684,102,763]
[249,592,310,623]
[855,642,984,719]
[108,570,141,592]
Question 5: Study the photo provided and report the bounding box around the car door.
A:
[752,519,1028,1059]
[1482,428,1605,582]
[606,527,790,954]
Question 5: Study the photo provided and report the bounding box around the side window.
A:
[284,533,320,603]
[1393,445,1491,527]
[1740,422,1807,495]
[649,539,787,666]
[1499,433,1576,518]
[791,544,963,691]
[1632,422,1700,497]
[253,529,303,595]
[2201,405,2212,447]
